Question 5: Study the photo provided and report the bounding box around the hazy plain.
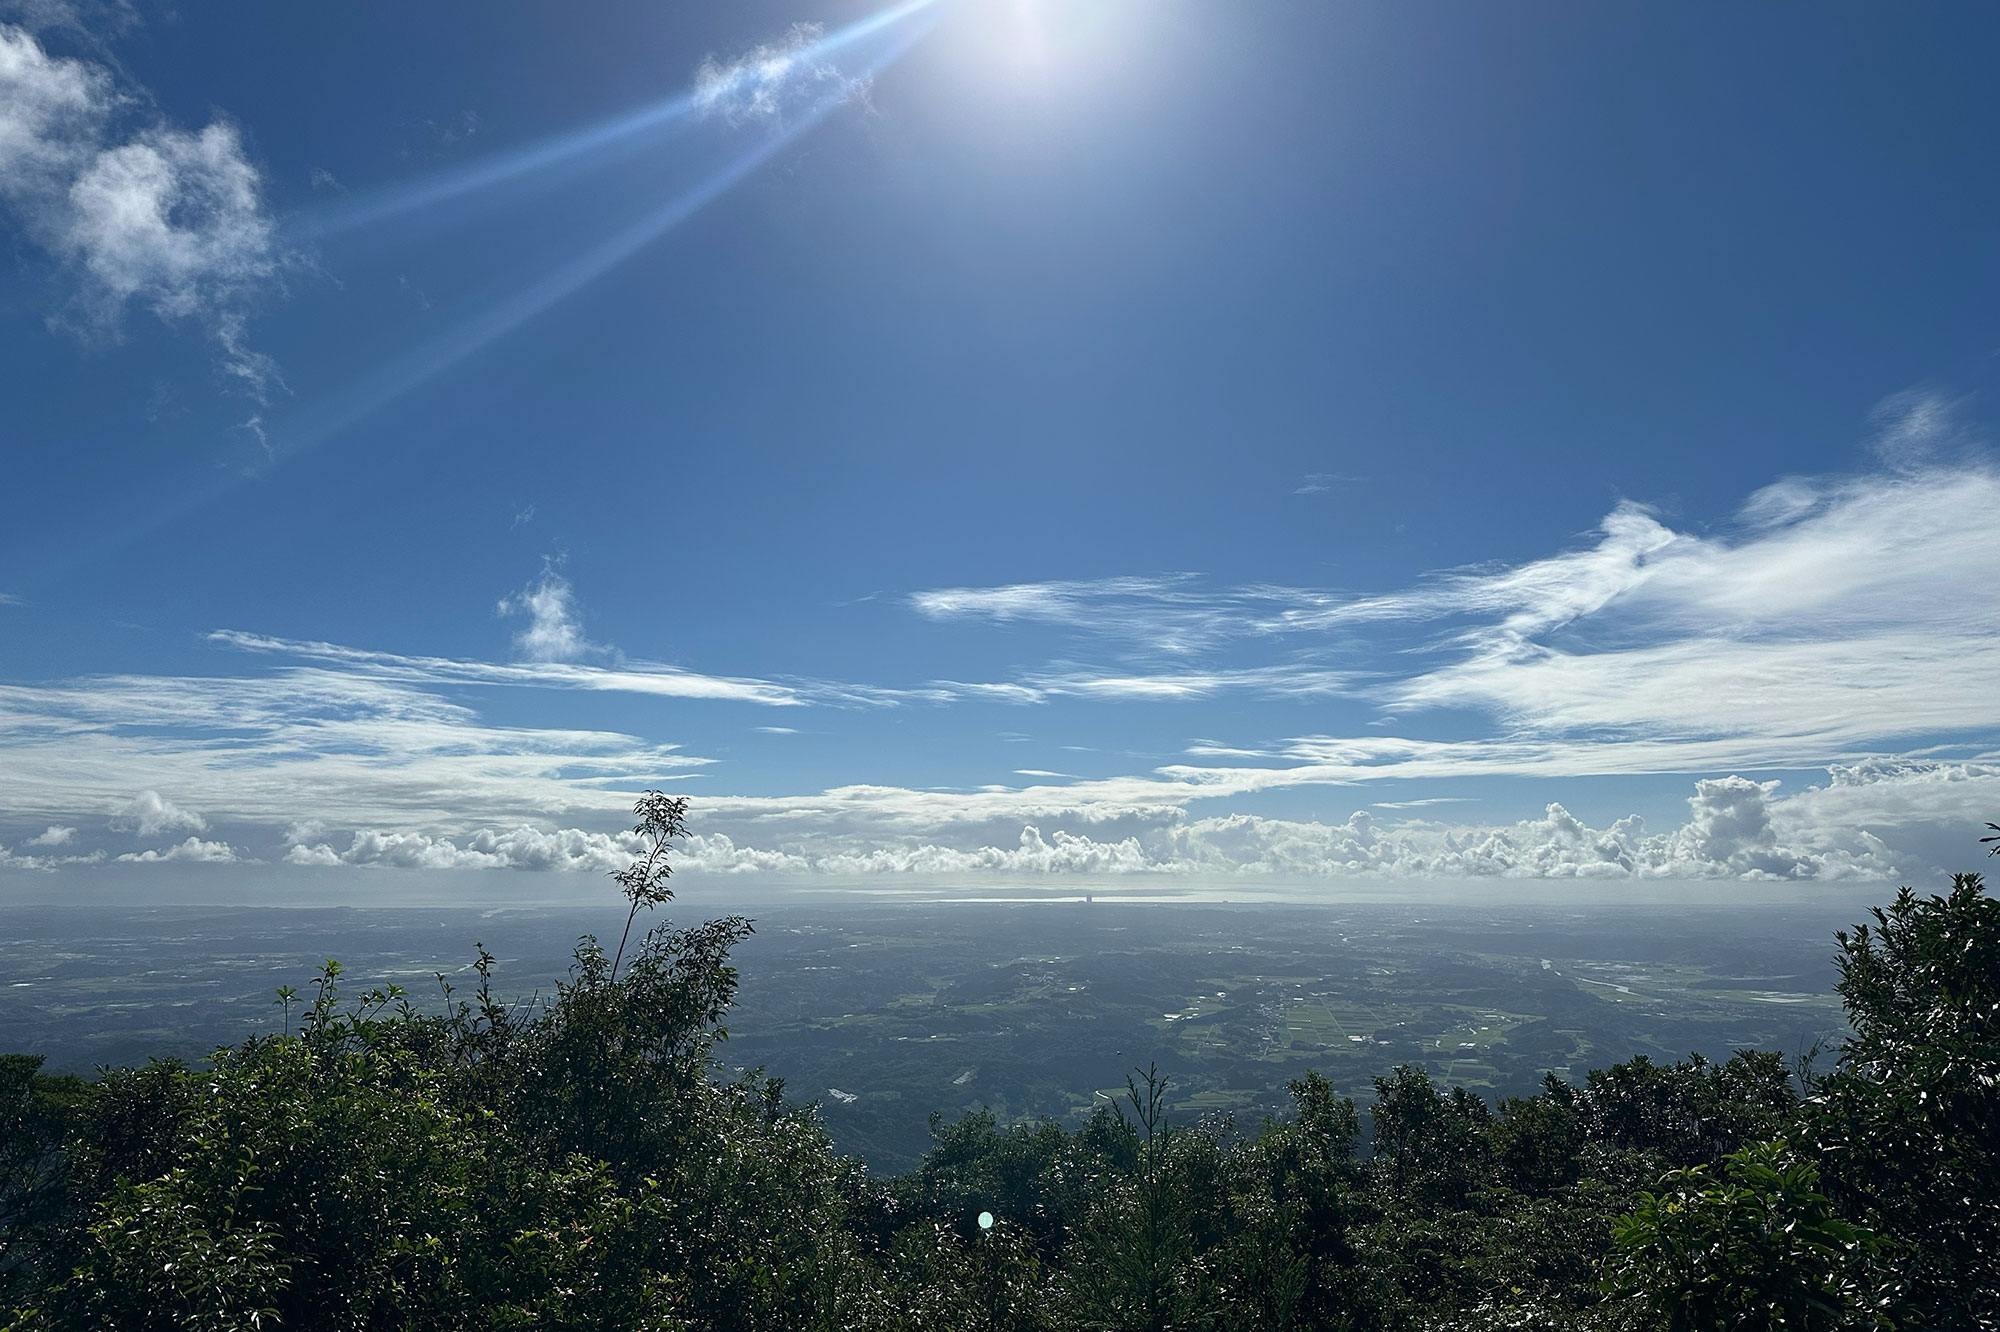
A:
[0,869,1887,1170]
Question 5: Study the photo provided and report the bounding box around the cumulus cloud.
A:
[0,844,103,871]
[64,125,276,330]
[286,824,640,872]
[4,819,90,869]
[116,835,239,864]
[498,563,598,663]
[109,789,205,837]
[693,23,870,125]
[0,24,284,392]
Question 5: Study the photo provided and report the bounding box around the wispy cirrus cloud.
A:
[908,509,1677,656]
[911,575,1198,625]
[910,575,1313,657]
[0,666,710,839]
[1372,797,1475,810]
[1381,454,2000,745]
[209,631,815,707]
[693,22,874,126]
[938,663,1363,704]
[209,629,954,710]
[1868,387,1973,471]
[0,2,140,43]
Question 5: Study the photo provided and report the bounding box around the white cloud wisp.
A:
[498,564,598,663]
[694,22,873,125]
[908,453,2000,753]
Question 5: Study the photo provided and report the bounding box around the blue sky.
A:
[3,0,1999,886]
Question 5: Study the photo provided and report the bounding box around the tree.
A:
[1370,1064,1491,1211]
[1606,1140,1885,1332]
[1234,1071,1369,1330]
[1491,1078,1584,1197]
[1062,1066,1204,1332]
[1809,871,2000,1328]
[0,1056,91,1305]
[20,966,683,1332]
[892,1108,1075,1252]
[610,790,690,982]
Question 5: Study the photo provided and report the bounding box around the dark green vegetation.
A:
[0,812,1994,1328]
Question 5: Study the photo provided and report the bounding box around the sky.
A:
[3,0,1999,891]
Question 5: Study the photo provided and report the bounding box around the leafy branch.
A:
[608,791,689,983]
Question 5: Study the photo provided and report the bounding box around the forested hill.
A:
[3,857,1996,1328]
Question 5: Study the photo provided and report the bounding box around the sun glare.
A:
[936,0,1162,99]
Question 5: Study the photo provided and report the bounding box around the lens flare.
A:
[24,0,945,595]
[272,20,933,466]
[296,0,943,241]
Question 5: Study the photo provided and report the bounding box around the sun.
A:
[944,0,1150,92]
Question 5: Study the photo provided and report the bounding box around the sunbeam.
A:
[17,4,943,597]
[271,17,935,466]
[295,0,944,242]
